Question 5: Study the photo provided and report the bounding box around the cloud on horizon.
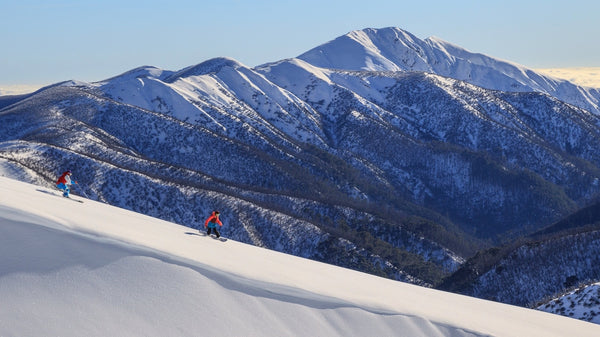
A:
[535,67,600,88]
[0,84,45,96]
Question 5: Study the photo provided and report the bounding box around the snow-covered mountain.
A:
[459,230,600,307]
[2,27,600,296]
[298,27,600,114]
[438,198,600,324]
[538,282,600,324]
[1,176,598,337]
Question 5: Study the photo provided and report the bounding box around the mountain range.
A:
[2,27,600,317]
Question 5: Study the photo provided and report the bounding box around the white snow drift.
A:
[0,176,598,337]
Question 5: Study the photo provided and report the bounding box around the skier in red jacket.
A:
[204,211,223,238]
[56,170,76,197]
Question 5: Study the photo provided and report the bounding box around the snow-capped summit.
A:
[298,27,600,114]
[298,27,428,72]
[98,66,173,84]
[165,57,246,82]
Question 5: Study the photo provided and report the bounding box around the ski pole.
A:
[73,181,89,198]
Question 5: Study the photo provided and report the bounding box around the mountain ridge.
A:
[298,27,600,114]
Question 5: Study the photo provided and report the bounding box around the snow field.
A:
[1,176,598,336]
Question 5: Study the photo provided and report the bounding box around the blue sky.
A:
[1,0,599,89]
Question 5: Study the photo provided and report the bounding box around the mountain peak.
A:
[297,27,431,72]
[296,27,599,114]
[99,66,169,84]
[166,57,244,82]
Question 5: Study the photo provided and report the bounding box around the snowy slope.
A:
[1,177,598,337]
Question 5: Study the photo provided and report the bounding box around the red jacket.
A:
[56,171,71,185]
[204,211,223,227]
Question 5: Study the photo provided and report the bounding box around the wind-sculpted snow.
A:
[3,177,598,337]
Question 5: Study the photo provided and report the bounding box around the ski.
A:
[211,236,227,242]
[38,188,84,203]
[196,230,227,241]
[63,196,84,203]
